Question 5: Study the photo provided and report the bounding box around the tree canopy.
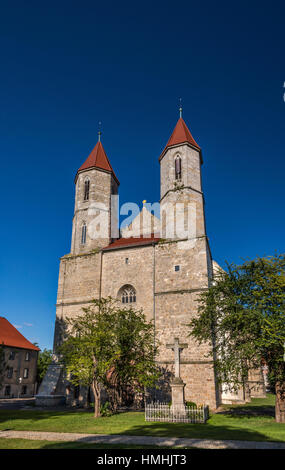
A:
[58,298,159,417]
[188,254,285,422]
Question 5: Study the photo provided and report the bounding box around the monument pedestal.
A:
[35,394,66,407]
[170,377,186,414]
[35,362,66,407]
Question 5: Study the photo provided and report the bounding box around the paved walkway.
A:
[1,430,285,449]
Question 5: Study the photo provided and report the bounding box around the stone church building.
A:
[39,112,265,409]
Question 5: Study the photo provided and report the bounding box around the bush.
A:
[186,401,197,408]
[100,401,112,417]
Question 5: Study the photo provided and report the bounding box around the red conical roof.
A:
[77,141,119,184]
[159,117,201,161]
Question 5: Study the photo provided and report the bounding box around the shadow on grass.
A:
[0,404,283,445]
[217,404,275,419]
[113,421,282,443]
[40,442,169,449]
[0,409,86,430]
[0,439,166,450]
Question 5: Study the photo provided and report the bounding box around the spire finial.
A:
[179,98,183,119]
[98,121,102,142]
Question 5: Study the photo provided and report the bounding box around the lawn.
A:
[0,438,174,449]
[0,394,284,443]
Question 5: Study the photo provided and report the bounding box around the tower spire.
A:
[179,98,183,119]
[98,121,102,142]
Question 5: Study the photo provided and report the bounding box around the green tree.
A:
[188,254,285,423]
[37,348,53,385]
[106,305,160,410]
[58,298,159,417]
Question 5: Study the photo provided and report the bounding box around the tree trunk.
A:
[275,381,285,423]
[91,381,101,418]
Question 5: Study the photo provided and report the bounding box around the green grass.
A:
[0,394,284,443]
[0,438,174,449]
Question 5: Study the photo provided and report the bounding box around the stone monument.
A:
[166,338,188,412]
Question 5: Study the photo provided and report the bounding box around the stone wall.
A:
[71,168,118,254]
[154,238,219,409]
[53,235,220,409]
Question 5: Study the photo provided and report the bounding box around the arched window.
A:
[81,222,87,245]
[84,178,90,201]
[175,155,182,180]
[118,285,136,304]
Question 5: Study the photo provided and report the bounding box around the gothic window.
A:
[84,178,90,201]
[81,222,87,245]
[175,155,182,180]
[118,285,136,304]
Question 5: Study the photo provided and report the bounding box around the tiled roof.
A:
[76,141,119,184]
[103,235,160,251]
[159,117,200,160]
[0,317,40,351]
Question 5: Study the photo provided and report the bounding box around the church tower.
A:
[159,107,206,242]
[155,109,218,408]
[71,134,119,254]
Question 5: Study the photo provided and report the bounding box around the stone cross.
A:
[166,338,188,379]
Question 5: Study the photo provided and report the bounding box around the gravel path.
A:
[1,430,285,449]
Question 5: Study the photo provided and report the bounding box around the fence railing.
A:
[145,402,209,423]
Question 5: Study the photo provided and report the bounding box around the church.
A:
[40,110,265,409]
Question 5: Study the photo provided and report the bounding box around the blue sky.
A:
[0,1,284,350]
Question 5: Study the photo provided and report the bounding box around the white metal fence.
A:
[145,403,209,423]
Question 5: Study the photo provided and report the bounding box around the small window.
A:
[175,156,182,180]
[119,285,136,304]
[84,178,90,201]
[125,258,129,265]
[23,368,29,379]
[9,351,15,360]
[7,367,13,378]
[21,385,27,395]
[175,265,180,272]
[25,352,30,361]
[4,386,11,396]
[81,222,87,245]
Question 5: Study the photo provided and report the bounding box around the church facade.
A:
[49,110,258,409]
[51,113,224,409]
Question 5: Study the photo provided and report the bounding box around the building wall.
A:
[0,346,38,398]
[71,169,118,254]
[53,250,102,348]
[53,234,220,409]
[154,238,219,409]
[160,144,202,199]
[101,245,155,321]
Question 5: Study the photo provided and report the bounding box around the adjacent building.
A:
[0,317,40,398]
